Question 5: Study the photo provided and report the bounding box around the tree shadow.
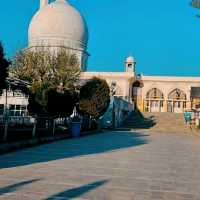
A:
[122,108,156,130]
[45,180,108,200]
[0,131,149,169]
[0,179,41,196]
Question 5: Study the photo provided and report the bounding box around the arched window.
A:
[132,81,143,97]
[132,81,141,88]
[168,89,186,100]
[146,88,164,99]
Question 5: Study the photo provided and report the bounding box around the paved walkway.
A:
[0,131,200,199]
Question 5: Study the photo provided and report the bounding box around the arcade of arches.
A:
[144,88,187,113]
[131,79,198,113]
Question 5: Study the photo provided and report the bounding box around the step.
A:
[121,111,188,133]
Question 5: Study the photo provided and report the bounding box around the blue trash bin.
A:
[71,122,81,137]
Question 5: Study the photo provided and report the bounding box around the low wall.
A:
[100,96,134,128]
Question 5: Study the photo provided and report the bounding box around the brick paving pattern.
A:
[0,131,200,199]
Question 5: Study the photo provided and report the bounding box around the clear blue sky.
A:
[0,0,200,76]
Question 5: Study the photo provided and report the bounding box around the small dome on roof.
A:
[126,55,135,63]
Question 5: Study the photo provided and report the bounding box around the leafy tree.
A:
[27,94,46,116]
[191,0,200,17]
[44,88,79,117]
[0,42,10,95]
[79,77,110,120]
[12,48,80,92]
[12,48,81,116]
[27,88,78,117]
[191,0,200,8]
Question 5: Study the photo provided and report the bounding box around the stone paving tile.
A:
[1,131,200,199]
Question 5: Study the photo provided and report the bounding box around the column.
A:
[186,101,192,110]
[159,100,161,112]
[163,100,167,112]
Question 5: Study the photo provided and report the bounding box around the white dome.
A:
[126,56,135,63]
[28,0,88,50]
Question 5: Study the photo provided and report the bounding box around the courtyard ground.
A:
[0,130,200,199]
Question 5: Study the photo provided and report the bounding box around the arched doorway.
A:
[145,88,164,112]
[132,80,143,110]
[167,89,186,113]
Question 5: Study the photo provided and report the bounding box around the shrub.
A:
[44,88,79,117]
[79,77,110,119]
[28,88,79,118]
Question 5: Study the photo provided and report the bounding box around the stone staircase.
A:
[120,110,197,134]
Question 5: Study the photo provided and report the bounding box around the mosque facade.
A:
[82,57,200,113]
[0,0,200,117]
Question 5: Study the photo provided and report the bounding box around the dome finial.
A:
[40,0,48,9]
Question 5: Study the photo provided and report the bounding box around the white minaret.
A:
[125,56,136,73]
[40,0,48,9]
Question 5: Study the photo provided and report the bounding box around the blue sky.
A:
[0,0,200,76]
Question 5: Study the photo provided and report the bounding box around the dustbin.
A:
[71,122,81,137]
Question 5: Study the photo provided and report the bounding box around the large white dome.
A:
[28,0,88,50]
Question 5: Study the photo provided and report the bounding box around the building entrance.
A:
[167,89,186,113]
[132,80,143,111]
[150,100,161,112]
[145,88,164,112]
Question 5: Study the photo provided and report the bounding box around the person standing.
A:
[184,111,192,125]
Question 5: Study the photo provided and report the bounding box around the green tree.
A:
[12,47,81,116]
[44,88,79,117]
[12,48,80,90]
[79,77,110,120]
[191,0,200,8]
[191,0,200,17]
[0,42,10,95]
[27,88,78,117]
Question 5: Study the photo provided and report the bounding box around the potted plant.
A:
[70,116,81,137]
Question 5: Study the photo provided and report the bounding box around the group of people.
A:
[183,110,199,129]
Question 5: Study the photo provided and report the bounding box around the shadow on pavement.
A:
[0,131,149,169]
[45,180,108,200]
[0,179,41,196]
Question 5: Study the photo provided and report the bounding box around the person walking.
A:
[184,111,192,129]
[184,111,191,124]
